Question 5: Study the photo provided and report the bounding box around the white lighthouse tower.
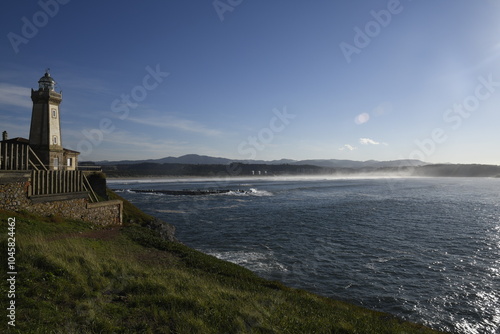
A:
[29,70,65,170]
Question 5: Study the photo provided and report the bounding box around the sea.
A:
[108,176,500,334]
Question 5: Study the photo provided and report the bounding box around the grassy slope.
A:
[0,193,443,334]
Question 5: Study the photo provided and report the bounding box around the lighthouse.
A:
[29,70,78,170]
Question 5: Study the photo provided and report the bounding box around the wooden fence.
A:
[30,170,98,202]
[1,142,98,202]
[0,142,47,171]
[30,170,84,196]
[0,142,29,170]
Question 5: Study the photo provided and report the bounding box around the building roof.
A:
[1,136,79,155]
[1,137,29,144]
[64,148,80,154]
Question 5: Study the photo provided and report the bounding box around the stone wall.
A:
[26,198,122,226]
[0,172,122,226]
[85,201,122,226]
[0,178,31,211]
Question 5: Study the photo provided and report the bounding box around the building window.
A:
[52,108,57,118]
[53,136,58,144]
[53,158,59,168]
[67,158,72,167]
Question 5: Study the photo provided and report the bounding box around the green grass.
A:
[0,193,444,333]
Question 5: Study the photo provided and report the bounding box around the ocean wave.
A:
[115,187,273,197]
[207,250,287,274]
[121,189,166,196]
[156,209,186,214]
[223,188,273,197]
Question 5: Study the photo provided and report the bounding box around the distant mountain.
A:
[92,154,426,169]
[155,154,233,165]
[87,155,500,178]
[94,154,231,165]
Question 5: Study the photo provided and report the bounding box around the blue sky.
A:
[1,0,500,164]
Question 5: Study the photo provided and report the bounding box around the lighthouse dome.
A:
[38,71,56,91]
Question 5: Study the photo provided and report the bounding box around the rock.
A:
[145,217,177,242]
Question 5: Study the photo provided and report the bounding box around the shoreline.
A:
[106,174,500,183]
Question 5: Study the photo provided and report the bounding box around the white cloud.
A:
[0,83,31,109]
[0,117,30,137]
[128,115,222,137]
[339,144,357,151]
[99,131,225,160]
[65,128,194,160]
[359,138,380,145]
[359,138,388,146]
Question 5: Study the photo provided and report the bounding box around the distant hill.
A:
[91,154,426,169]
[412,164,500,177]
[155,154,235,165]
[83,155,500,178]
[88,155,500,178]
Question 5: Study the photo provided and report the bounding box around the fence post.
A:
[26,170,90,197]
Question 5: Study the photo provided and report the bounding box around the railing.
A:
[0,142,29,170]
[30,170,100,203]
[83,174,99,203]
[27,146,48,171]
[2,142,99,203]
[30,170,84,196]
[0,142,49,171]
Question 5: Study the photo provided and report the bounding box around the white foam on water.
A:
[156,209,186,214]
[207,250,288,274]
[127,189,165,196]
[223,188,273,197]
